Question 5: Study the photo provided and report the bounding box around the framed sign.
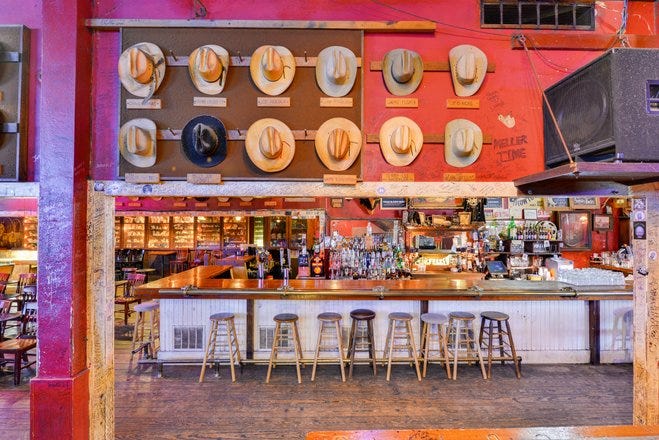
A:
[570,196,600,210]
[523,209,538,220]
[558,211,592,250]
[409,197,457,209]
[380,198,407,210]
[593,214,612,231]
[544,197,570,211]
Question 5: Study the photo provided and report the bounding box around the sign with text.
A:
[385,98,418,108]
[257,96,291,107]
[193,96,227,107]
[187,173,222,185]
[124,173,160,184]
[380,198,407,210]
[126,99,161,109]
[323,174,357,185]
[320,97,353,107]
[508,197,543,219]
[443,173,476,181]
[381,172,414,182]
[446,98,479,109]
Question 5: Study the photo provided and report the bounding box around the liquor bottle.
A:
[506,217,516,239]
[297,245,310,278]
[310,245,325,278]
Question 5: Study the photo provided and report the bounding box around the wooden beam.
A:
[85,19,436,33]
[511,32,659,50]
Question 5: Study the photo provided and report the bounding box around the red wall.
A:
[89,1,657,182]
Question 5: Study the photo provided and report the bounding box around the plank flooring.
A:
[0,319,634,440]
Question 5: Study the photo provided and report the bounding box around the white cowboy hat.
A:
[379,116,423,166]
[449,45,487,97]
[119,118,157,168]
[245,118,296,172]
[249,45,296,96]
[118,42,166,99]
[314,117,362,171]
[382,48,423,96]
[188,45,230,95]
[444,118,483,167]
[315,46,357,97]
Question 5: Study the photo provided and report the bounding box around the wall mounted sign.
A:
[380,197,407,210]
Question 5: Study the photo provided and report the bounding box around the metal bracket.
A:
[181,284,198,297]
[372,285,387,300]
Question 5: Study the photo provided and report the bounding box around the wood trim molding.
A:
[85,19,436,33]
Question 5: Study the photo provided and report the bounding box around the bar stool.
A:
[479,311,521,379]
[199,312,242,383]
[447,311,486,380]
[420,312,451,379]
[311,312,346,382]
[347,309,377,378]
[383,312,421,381]
[266,313,304,384]
[130,300,160,360]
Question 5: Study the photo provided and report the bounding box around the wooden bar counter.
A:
[135,267,632,364]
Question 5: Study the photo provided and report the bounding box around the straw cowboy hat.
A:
[382,48,423,96]
[315,46,358,97]
[118,42,166,100]
[245,118,296,172]
[314,117,362,171]
[379,116,423,166]
[444,118,483,168]
[119,118,157,168]
[449,45,488,97]
[249,45,296,96]
[188,45,230,95]
[180,115,228,168]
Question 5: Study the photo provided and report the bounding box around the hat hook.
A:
[168,127,176,136]
[237,51,243,63]
[169,50,178,62]
[304,128,308,138]
[304,51,308,62]
[193,0,207,18]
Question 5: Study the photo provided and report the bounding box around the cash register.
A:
[486,260,508,279]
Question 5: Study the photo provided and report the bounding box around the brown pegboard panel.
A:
[0,25,29,181]
[119,27,362,180]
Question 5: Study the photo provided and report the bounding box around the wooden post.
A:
[87,184,116,438]
[631,183,659,425]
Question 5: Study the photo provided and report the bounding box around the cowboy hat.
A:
[245,118,295,172]
[181,115,227,168]
[379,116,423,166]
[314,117,362,171]
[188,45,230,95]
[315,46,357,97]
[382,48,423,96]
[249,45,296,96]
[449,45,487,97]
[118,42,166,99]
[119,118,157,168]
[444,118,483,168]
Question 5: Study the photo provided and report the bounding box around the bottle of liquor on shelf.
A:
[507,216,517,239]
[297,242,310,278]
[310,243,325,278]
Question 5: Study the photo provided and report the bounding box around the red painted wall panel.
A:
[90,1,656,182]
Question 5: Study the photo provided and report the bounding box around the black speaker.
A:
[543,48,659,167]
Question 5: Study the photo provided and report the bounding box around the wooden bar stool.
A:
[383,312,421,381]
[347,309,377,378]
[0,338,36,385]
[447,311,487,380]
[478,311,521,379]
[199,312,242,382]
[130,301,160,360]
[420,312,451,379]
[266,313,304,384]
[611,307,633,351]
[311,312,346,382]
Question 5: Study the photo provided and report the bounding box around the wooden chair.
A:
[0,298,37,385]
[114,273,145,326]
[0,299,16,340]
[16,273,37,296]
[169,249,190,274]
[0,273,10,297]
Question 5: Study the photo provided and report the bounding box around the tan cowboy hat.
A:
[118,42,166,99]
[188,45,229,95]
[382,48,423,96]
[444,118,483,168]
[315,46,357,97]
[314,118,362,171]
[245,118,296,172]
[379,116,423,166]
[249,45,296,96]
[449,45,487,97]
[119,118,157,168]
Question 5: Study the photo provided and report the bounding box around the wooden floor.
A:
[0,320,634,440]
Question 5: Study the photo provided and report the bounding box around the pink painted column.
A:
[30,0,92,438]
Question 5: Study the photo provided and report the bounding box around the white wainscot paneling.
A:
[159,299,247,361]
[600,300,634,363]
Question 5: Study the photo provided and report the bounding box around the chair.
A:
[0,299,17,340]
[16,273,37,296]
[382,312,421,381]
[115,273,145,326]
[311,312,346,382]
[0,297,37,385]
[0,273,10,298]
[199,312,242,382]
[169,249,190,275]
[478,311,521,379]
[446,311,487,380]
[347,309,377,378]
[266,313,304,384]
[131,301,160,360]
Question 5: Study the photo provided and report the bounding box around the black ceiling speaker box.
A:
[543,48,659,167]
